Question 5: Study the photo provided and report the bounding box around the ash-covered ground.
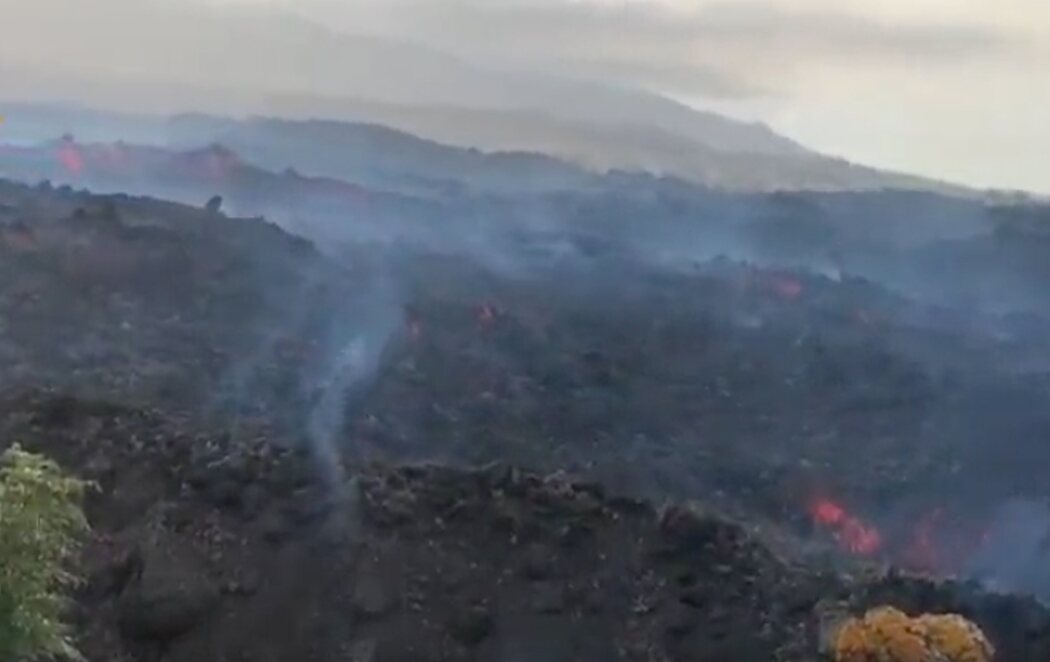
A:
[1,128,1050,660]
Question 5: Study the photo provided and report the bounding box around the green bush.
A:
[0,445,90,661]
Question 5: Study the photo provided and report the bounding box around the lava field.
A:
[2,143,1050,660]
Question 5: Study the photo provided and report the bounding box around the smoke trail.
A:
[966,499,1050,600]
[302,276,403,497]
[216,278,318,397]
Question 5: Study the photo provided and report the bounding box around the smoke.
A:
[301,279,403,491]
[966,499,1050,599]
[3,109,1050,604]
[209,254,403,503]
[211,262,328,430]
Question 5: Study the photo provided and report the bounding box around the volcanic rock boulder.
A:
[117,542,220,642]
[204,195,223,214]
[351,560,401,620]
[444,604,495,645]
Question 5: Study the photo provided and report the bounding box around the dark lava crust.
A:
[1,391,1049,662]
[3,180,1050,660]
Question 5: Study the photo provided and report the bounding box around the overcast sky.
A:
[3,0,1048,192]
[290,0,1050,193]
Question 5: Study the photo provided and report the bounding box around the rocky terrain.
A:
[5,391,1050,662]
[2,174,1050,660]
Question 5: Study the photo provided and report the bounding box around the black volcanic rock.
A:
[0,178,1049,660]
[118,545,220,642]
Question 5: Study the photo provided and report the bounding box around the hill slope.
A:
[2,178,1050,659]
[0,0,959,193]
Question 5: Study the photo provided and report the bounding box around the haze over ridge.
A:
[0,0,1046,193]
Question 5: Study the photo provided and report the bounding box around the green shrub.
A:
[0,445,90,661]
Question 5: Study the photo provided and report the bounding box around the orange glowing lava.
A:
[810,497,883,555]
[57,143,85,175]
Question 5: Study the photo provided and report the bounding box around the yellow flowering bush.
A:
[833,606,994,662]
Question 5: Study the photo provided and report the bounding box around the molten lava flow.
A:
[896,507,999,576]
[810,497,883,555]
[813,499,846,525]
[57,143,85,176]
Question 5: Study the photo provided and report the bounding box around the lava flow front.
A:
[56,141,85,176]
[810,497,883,555]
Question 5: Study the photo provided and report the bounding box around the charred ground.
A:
[6,390,1050,662]
[2,175,1050,660]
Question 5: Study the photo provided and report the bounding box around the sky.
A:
[300,0,1050,193]
[1,0,1047,193]
[296,0,1050,194]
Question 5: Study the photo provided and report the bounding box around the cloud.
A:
[694,3,1008,55]
[307,0,1021,98]
[4,0,1023,104]
[547,58,766,99]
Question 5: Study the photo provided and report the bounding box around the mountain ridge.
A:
[0,0,969,193]
[0,100,968,195]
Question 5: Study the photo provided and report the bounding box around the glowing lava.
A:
[57,143,85,176]
[810,497,883,555]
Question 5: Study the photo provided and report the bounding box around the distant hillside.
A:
[164,115,597,196]
[0,0,963,193]
[1,101,962,195]
[0,0,802,156]
[234,95,960,193]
